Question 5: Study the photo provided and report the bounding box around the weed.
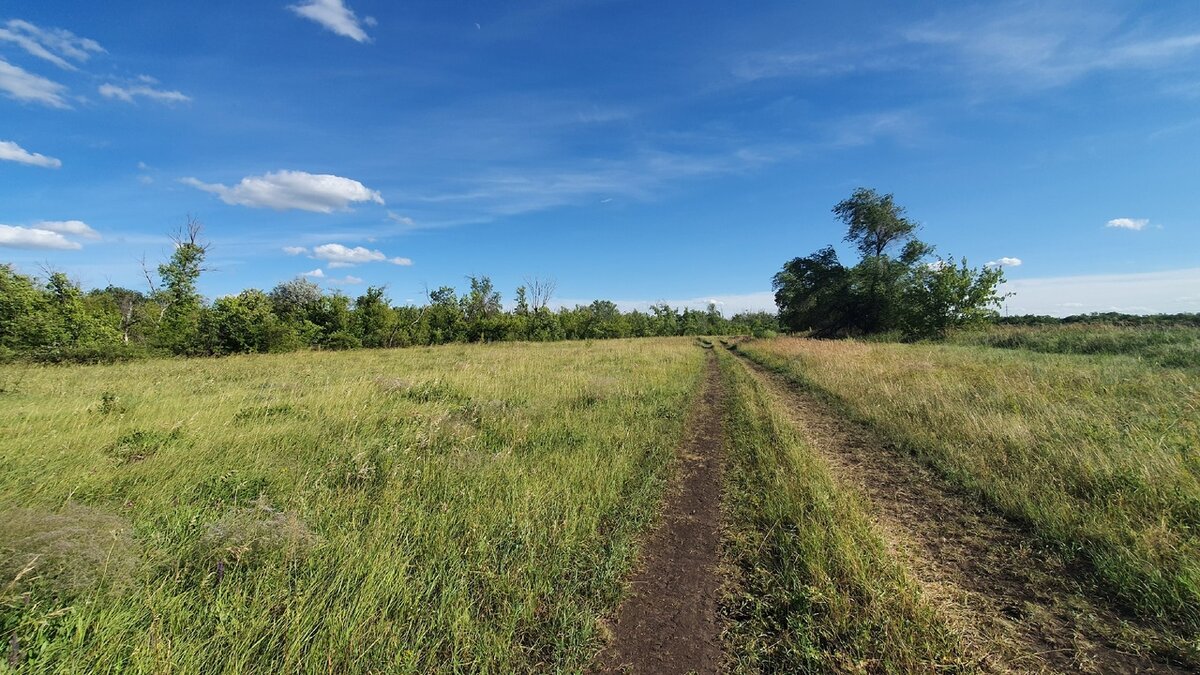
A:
[104,428,183,463]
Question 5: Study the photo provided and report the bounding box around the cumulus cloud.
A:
[1106,217,1149,231]
[0,58,69,107]
[283,246,308,255]
[985,257,1022,268]
[0,140,61,168]
[33,220,100,239]
[289,0,373,42]
[0,224,82,250]
[0,19,104,71]
[99,81,190,104]
[182,171,384,212]
[303,268,325,278]
[311,243,412,267]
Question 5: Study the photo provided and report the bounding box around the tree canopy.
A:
[775,189,1006,338]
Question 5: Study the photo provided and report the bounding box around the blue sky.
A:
[1,0,1198,315]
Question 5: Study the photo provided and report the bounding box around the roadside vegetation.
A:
[0,338,703,672]
[716,347,970,672]
[737,337,1200,637]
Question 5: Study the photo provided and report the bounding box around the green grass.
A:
[0,339,704,673]
[716,348,970,673]
[947,323,1200,369]
[737,337,1200,637]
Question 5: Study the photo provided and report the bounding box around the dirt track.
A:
[734,349,1187,674]
[593,350,727,674]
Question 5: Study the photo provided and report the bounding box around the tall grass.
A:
[716,349,969,672]
[738,337,1200,634]
[0,339,704,672]
[947,323,1200,369]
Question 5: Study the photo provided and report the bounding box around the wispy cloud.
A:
[0,139,61,168]
[0,19,104,71]
[0,58,69,107]
[289,0,374,43]
[99,77,190,104]
[182,171,384,212]
[736,4,1200,94]
[905,4,1200,90]
[405,147,774,222]
[1106,217,1149,231]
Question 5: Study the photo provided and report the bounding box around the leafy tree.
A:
[776,190,1004,338]
[269,277,322,322]
[156,219,209,354]
[901,258,1007,338]
[355,286,396,348]
[772,246,852,336]
[834,187,919,259]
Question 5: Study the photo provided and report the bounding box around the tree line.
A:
[0,220,777,363]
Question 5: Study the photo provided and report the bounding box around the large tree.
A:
[775,189,1005,338]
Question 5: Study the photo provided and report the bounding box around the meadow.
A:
[737,336,1200,636]
[0,339,704,672]
[946,323,1200,369]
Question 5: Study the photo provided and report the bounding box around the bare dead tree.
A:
[525,276,557,311]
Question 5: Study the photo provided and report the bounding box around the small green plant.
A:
[96,391,120,415]
[104,428,182,463]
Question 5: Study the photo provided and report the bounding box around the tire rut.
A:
[592,349,728,674]
[732,348,1187,674]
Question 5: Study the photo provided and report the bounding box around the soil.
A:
[735,350,1189,674]
[593,350,728,674]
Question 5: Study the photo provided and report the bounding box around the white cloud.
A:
[283,246,308,255]
[182,171,384,212]
[985,256,1022,268]
[311,243,411,267]
[387,211,415,226]
[33,220,100,239]
[289,0,373,43]
[99,82,190,104]
[1002,267,1200,316]
[0,224,82,250]
[331,275,364,286]
[905,6,1200,90]
[303,268,325,278]
[1106,217,1149,231]
[0,58,69,107]
[0,19,104,71]
[0,139,61,168]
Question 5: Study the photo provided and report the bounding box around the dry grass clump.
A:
[0,504,138,599]
[199,500,319,568]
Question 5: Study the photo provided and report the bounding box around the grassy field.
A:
[0,339,704,672]
[715,348,969,672]
[947,323,1200,369]
[737,337,1200,635]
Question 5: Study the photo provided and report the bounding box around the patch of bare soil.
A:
[737,352,1187,675]
[593,351,727,674]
